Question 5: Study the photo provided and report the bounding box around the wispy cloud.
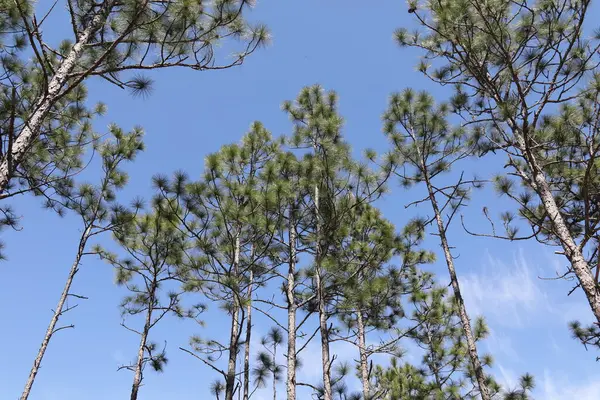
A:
[459,249,550,326]
[457,248,600,400]
[496,363,518,391]
[541,369,600,400]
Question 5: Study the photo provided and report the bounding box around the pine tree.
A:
[154,122,281,400]
[398,0,600,334]
[20,125,144,400]
[283,85,389,400]
[256,149,313,400]
[333,205,435,400]
[382,89,491,399]
[372,286,499,399]
[98,201,200,400]
[0,0,269,210]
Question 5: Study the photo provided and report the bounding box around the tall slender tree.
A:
[247,147,321,400]
[254,149,311,400]
[398,0,600,330]
[155,123,280,400]
[383,89,491,399]
[98,201,200,400]
[20,125,144,400]
[334,207,435,400]
[283,85,389,400]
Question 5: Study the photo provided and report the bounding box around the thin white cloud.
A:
[496,363,518,391]
[459,249,550,326]
[541,368,600,400]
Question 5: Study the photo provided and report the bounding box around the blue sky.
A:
[1,1,598,399]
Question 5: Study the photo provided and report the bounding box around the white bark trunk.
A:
[356,312,370,400]
[130,281,156,400]
[0,11,108,194]
[20,225,92,400]
[226,234,242,400]
[243,270,253,400]
[535,177,600,321]
[516,133,600,324]
[286,211,297,400]
[272,344,277,400]
[314,184,333,400]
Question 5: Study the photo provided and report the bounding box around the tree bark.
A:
[534,173,600,321]
[424,177,491,400]
[0,9,109,194]
[356,311,370,400]
[243,270,253,400]
[286,209,297,400]
[514,133,600,325]
[272,342,277,400]
[314,184,333,400]
[20,225,92,400]
[129,280,156,400]
[225,234,242,400]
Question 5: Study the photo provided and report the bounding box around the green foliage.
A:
[0,0,270,258]
[400,0,600,354]
[383,89,477,189]
[334,204,435,338]
[283,84,391,274]
[253,327,284,394]
[164,122,282,303]
[97,202,196,384]
[371,286,534,400]
[42,124,144,232]
[154,122,284,400]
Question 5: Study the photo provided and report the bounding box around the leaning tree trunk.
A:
[0,8,110,194]
[20,225,92,400]
[129,280,156,400]
[535,175,600,320]
[514,132,600,325]
[242,270,254,400]
[356,311,370,400]
[424,176,491,400]
[286,211,297,400]
[314,185,333,400]
[225,234,242,400]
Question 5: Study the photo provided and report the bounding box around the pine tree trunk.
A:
[514,133,600,325]
[225,234,242,400]
[20,225,92,400]
[424,177,491,400]
[317,278,332,400]
[243,270,253,400]
[314,184,333,400]
[536,176,600,321]
[0,8,110,194]
[272,343,277,400]
[130,281,156,400]
[356,311,370,400]
[286,210,297,400]
[225,297,240,400]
